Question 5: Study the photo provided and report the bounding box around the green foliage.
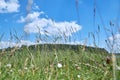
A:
[0,44,120,80]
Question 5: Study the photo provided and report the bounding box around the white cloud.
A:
[16,40,36,47]
[18,12,44,23]
[0,41,16,49]
[0,40,85,49]
[33,3,40,10]
[108,33,120,53]
[109,34,120,41]
[0,0,20,13]
[0,40,36,49]
[18,12,82,36]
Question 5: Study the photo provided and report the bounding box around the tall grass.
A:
[0,26,120,80]
[0,44,117,80]
[0,0,120,80]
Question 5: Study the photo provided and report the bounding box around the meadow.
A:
[0,44,120,80]
[0,0,120,79]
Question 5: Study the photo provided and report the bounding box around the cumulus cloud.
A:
[18,12,44,23]
[18,12,82,36]
[108,33,120,53]
[0,0,20,13]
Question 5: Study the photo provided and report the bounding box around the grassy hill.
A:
[0,44,120,80]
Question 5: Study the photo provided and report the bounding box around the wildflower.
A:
[6,64,12,68]
[10,69,13,72]
[116,65,120,70]
[24,67,28,70]
[77,74,81,78]
[75,64,78,67]
[57,63,62,68]
[75,64,81,70]
[50,64,53,68]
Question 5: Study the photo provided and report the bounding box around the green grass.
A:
[0,44,120,80]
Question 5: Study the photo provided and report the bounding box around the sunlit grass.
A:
[0,44,120,80]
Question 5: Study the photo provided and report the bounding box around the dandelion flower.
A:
[57,63,62,68]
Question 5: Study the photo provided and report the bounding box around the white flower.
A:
[10,69,13,72]
[77,74,81,78]
[24,67,28,70]
[6,64,12,68]
[116,65,120,70]
[57,63,62,68]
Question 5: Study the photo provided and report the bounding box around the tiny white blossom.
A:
[10,69,13,72]
[24,67,28,70]
[77,74,81,78]
[57,63,62,68]
[116,65,120,70]
[6,64,12,68]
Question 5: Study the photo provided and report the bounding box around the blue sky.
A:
[0,0,120,52]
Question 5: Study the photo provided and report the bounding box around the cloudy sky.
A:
[0,0,120,52]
